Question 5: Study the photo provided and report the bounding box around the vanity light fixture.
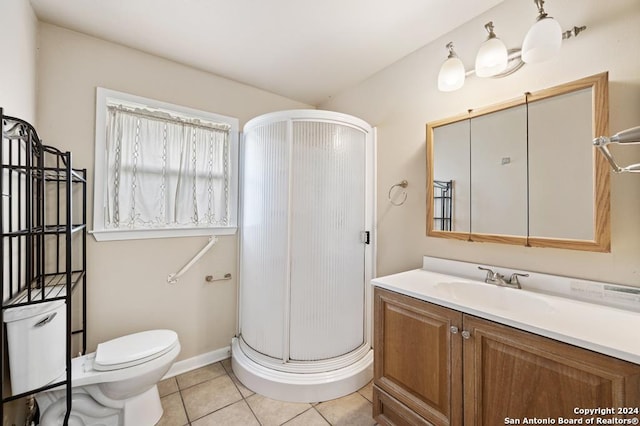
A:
[521,0,563,63]
[475,22,508,77]
[593,126,640,173]
[437,0,586,92]
[437,42,466,92]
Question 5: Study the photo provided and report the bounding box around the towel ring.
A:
[388,180,408,206]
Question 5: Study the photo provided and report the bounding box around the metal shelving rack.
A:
[0,108,87,425]
[433,180,453,231]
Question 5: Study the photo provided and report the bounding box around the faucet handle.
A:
[508,272,529,288]
[478,266,495,281]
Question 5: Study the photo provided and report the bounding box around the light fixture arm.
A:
[563,25,587,39]
[534,0,549,20]
[445,42,457,58]
[484,21,497,39]
[593,126,640,173]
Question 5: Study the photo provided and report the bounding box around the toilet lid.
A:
[94,329,178,371]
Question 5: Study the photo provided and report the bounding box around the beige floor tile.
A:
[357,380,373,402]
[221,357,232,373]
[182,374,243,421]
[177,362,227,389]
[158,377,179,397]
[316,392,375,426]
[229,371,255,398]
[283,408,330,425]
[246,393,311,426]
[219,357,255,397]
[191,400,260,426]
[157,392,189,426]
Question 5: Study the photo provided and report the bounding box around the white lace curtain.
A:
[105,105,231,230]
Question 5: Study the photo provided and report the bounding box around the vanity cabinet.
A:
[373,287,640,426]
[373,287,463,425]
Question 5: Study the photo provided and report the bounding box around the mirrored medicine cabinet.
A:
[426,72,610,252]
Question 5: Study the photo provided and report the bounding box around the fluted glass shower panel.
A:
[289,121,366,361]
[240,121,289,359]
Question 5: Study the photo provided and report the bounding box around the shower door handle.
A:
[360,231,370,244]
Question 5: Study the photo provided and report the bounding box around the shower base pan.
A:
[231,337,373,403]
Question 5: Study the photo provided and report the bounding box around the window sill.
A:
[90,226,237,242]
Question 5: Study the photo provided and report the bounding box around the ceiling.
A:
[30,0,505,106]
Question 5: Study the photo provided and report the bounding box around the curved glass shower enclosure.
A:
[232,110,375,402]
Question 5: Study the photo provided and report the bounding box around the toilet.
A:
[4,302,180,426]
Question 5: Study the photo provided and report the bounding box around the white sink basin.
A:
[430,281,553,313]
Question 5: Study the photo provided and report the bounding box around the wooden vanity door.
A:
[374,288,463,425]
[463,314,640,426]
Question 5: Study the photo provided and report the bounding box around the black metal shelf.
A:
[1,165,87,183]
[2,224,86,238]
[433,180,453,231]
[3,271,86,308]
[1,109,87,425]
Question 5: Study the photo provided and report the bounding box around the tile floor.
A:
[157,358,377,426]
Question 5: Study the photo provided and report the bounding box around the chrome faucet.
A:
[478,266,508,286]
[478,266,528,289]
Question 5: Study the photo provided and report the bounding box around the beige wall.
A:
[36,23,311,359]
[320,0,640,286]
[1,3,38,424]
[0,0,38,122]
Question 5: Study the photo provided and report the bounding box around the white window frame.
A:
[92,87,239,241]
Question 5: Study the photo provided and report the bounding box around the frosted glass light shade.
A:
[475,37,508,77]
[438,56,466,92]
[522,17,562,63]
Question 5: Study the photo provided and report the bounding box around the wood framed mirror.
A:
[426,72,610,252]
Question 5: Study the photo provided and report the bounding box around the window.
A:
[92,88,238,241]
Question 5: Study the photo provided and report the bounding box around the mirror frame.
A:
[426,72,610,252]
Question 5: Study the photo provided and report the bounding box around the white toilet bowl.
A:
[35,329,181,426]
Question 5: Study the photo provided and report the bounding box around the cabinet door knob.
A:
[461,330,471,339]
[450,326,459,334]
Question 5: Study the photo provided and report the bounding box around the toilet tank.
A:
[3,300,66,395]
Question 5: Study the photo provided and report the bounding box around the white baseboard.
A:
[162,346,231,379]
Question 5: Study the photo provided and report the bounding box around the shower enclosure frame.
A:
[232,109,376,402]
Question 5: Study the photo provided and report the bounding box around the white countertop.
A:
[372,268,640,365]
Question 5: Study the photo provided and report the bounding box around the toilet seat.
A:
[94,330,178,371]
